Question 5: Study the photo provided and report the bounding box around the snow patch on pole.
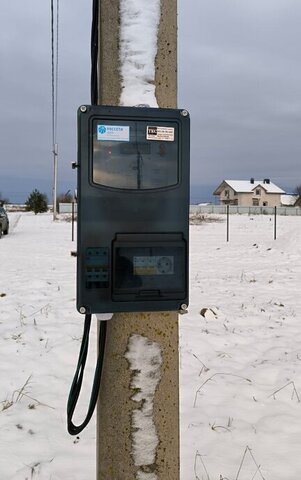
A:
[137,471,158,480]
[119,0,161,107]
[125,333,162,478]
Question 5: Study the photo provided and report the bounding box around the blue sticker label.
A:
[97,125,130,142]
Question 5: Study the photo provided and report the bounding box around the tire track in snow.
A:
[9,214,21,233]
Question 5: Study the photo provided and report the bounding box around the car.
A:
[0,206,9,237]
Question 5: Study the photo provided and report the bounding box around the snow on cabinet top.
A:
[119,0,161,107]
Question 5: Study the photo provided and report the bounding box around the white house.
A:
[213,179,285,207]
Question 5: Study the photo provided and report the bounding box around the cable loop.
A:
[67,315,107,435]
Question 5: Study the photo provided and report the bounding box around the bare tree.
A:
[56,191,73,209]
[295,184,301,196]
[0,192,9,206]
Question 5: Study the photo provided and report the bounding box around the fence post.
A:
[227,205,230,242]
[71,200,75,242]
[274,206,277,240]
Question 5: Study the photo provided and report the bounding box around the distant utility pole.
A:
[51,0,59,220]
[52,143,58,220]
[95,1,179,479]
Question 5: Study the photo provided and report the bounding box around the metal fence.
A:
[190,204,301,216]
[57,202,301,217]
[59,202,77,214]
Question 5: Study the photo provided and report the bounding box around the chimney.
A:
[263,178,270,184]
[250,178,254,184]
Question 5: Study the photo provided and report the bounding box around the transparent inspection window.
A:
[92,120,179,189]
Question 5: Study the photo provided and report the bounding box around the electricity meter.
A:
[76,105,190,313]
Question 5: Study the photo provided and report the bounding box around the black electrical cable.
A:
[50,0,55,147]
[55,0,59,140]
[67,0,106,436]
[91,0,99,104]
[67,315,107,435]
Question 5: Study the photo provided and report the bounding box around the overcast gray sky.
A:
[1,1,301,202]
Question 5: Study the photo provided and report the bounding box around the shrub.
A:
[25,189,48,215]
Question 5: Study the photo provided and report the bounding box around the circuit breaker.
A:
[76,105,190,314]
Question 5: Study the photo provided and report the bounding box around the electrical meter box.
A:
[76,105,190,314]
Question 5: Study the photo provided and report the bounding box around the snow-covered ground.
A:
[0,212,301,479]
[183,214,301,479]
[0,213,97,480]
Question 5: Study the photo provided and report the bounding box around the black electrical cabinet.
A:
[76,105,190,314]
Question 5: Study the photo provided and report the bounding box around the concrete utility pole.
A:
[52,143,58,220]
[96,1,179,479]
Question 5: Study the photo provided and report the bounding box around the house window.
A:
[224,189,229,196]
[252,198,259,206]
[256,189,261,195]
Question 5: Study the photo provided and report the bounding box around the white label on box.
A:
[133,256,174,275]
[146,126,174,142]
[97,125,130,142]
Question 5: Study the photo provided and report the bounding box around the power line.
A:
[55,0,59,142]
[51,0,54,145]
[51,0,59,145]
